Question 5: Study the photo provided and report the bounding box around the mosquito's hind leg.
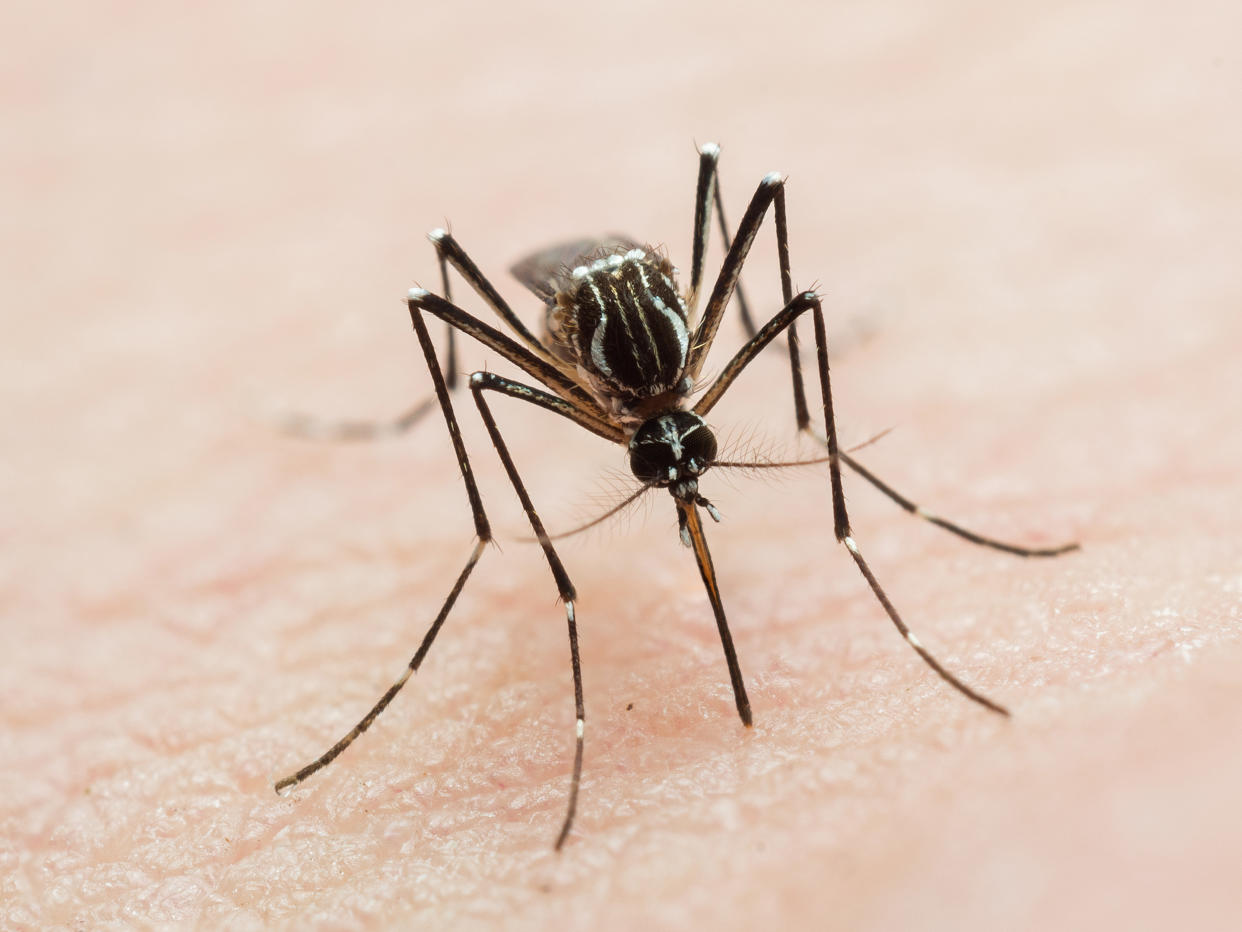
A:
[687,148,812,428]
[839,452,1080,557]
[272,232,464,442]
[702,154,1078,559]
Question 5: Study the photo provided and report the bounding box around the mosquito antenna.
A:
[713,425,896,471]
[845,426,895,452]
[523,484,654,542]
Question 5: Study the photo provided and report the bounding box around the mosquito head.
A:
[628,411,717,501]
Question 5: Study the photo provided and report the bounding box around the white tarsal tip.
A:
[576,719,585,738]
[906,632,924,649]
[844,536,859,553]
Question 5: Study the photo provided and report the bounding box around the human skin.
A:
[4,2,1241,929]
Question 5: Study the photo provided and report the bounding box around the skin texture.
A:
[4,1,1241,929]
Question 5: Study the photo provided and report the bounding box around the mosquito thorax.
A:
[549,246,691,425]
[628,411,718,498]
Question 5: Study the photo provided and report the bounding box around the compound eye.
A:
[629,442,675,484]
[682,425,717,469]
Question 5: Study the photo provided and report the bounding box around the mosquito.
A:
[273,143,1079,849]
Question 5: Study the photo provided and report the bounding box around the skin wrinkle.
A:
[4,1,1242,929]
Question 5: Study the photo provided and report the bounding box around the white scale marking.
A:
[661,418,683,459]
[588,280,613,377]
[630,263,660,374]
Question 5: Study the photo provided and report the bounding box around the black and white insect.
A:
[274,143,1078,849]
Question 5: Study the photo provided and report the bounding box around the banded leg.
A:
[428,228,555,360]
[274,233,464,442]
[274,294,493,796]
[697,291,1011,716]
[696,167,1077,558]
[688,143,765,336]
[686,158,813,429]
[839,453,1080,558]
[276,225,561,442]
[468,370,590,849]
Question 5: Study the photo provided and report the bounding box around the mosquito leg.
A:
[274,230,465,442]
[686,169,813,436]
[694,291,821,418]
[692,163,1076,558]
[696,290,1010,715]
[273,538,486,792]
[686,172,781,376]
[687,143,721,317]
[273,300,493,795]
[690,143,765,339]
[710,166,759,340]
[408,288,593,406]
[428,228,552,357]
[272,399,436,442]
[469,371,588,849]
[690,147,814,437]
[839,452,1080,557]
[805,300,1011,715]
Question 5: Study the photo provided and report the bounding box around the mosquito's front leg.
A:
[272,300,493,797]
[697,288,1013,715]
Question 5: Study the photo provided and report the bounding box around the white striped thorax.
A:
[545,244,692,426]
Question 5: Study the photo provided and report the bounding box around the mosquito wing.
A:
[510,236,643,304]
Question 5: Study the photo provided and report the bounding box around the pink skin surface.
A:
[4,2,1241,928]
